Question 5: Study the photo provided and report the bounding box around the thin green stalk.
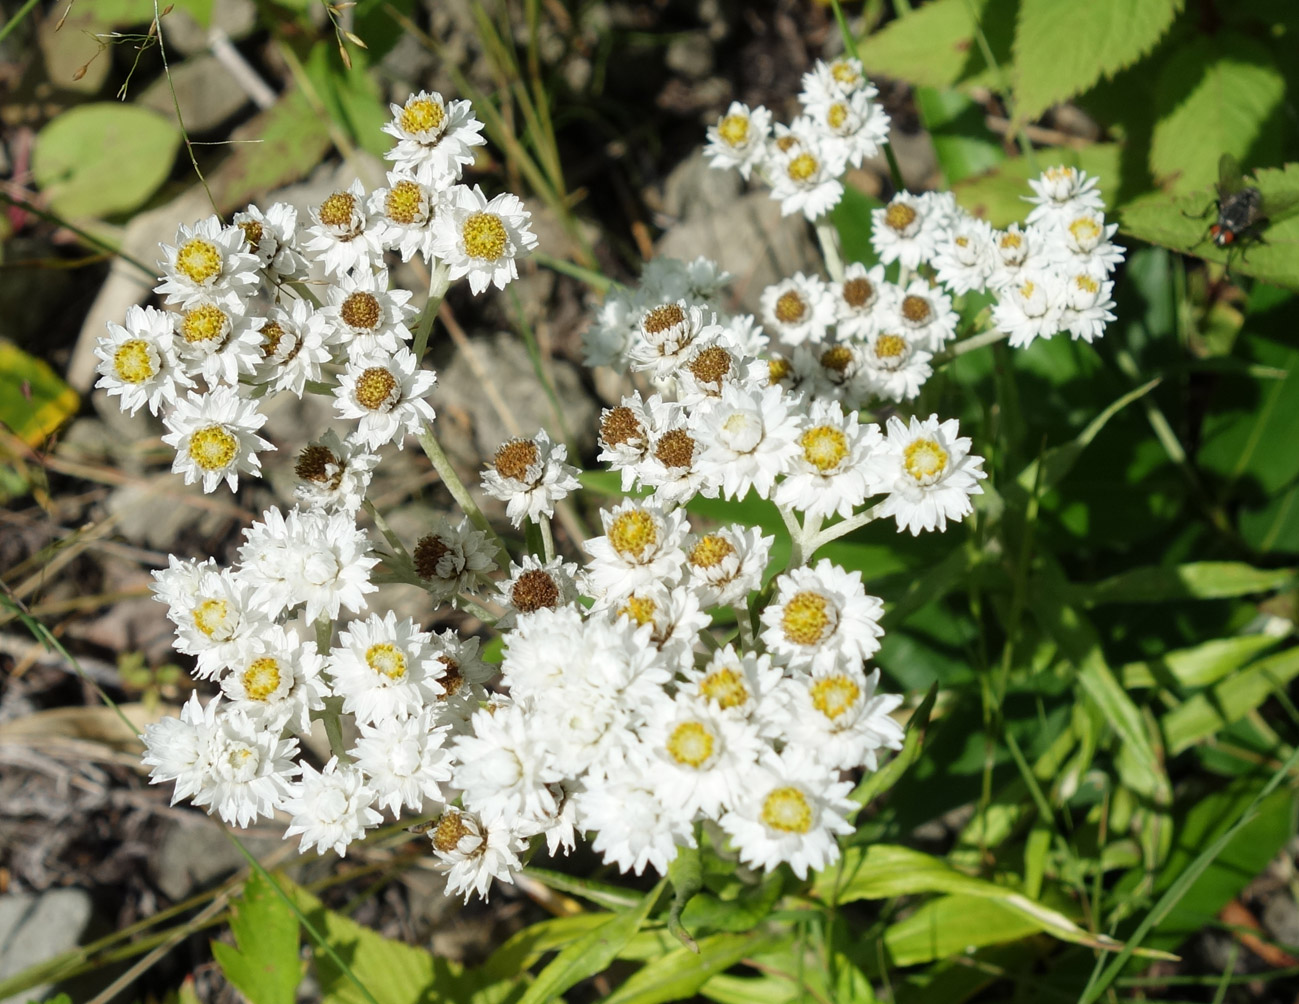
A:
[0,192,154,277]
[815,219,845,282]
[806,501,885,553]
[779,504,806,567]
[414,425,508,568]
[534,251,615,293]
[413,261,451,361]
[0,0,40,44]
[540,514,556,562]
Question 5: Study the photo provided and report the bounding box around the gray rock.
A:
[164,0,258,54]
[666,35,713,79]
[1263,891,1299,950]
[138,55,249,133]
[0,888,94,1004]
[152,819,283,902]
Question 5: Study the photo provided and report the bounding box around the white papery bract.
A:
[767,133,847,221]
[283,757,382,857]
[597,393,655,490]
[682,644,785,732]
[803,90,890,169]
[334,348,437,451]
[141,692,215,806]
[304,180,385,277]
[761,273,836,347]
[988,223,1051,292]
[611,582,710,672]
[642,697,767,818]
[780,666,905,771]
[480,429,581,528]
[351,710,453,816]
[233,201,310,280]
[431,185,537,295]
[719,747,855,879]
[383,91,486,187]
[236,506,379,622]
[369,172,446,264]
[932,214,997,294]
[196,702,301,828]
[292,431,379,517]
[452,701,563,826]
[152,558,266,678]
[1047,211,1126,275]
[172,299,265,388]
[162,386,273,494]
[683,523,772,607]
[705,101,772,180]
[95,304,193,416]
[414,514,498,603]
[760,559,885,672]
[992,270,1067,348]
[799,56,875,105]
[870,414,987,535]
[219,623,329,734]
[861,328,934,403]
[320,267,416,360]
[156,216,260,313]
[1061,271,1118,343]
[871,192,947,269]
[628,301,718,381]
[584,499,688,602]
[776,399,881,522]
[574,772,697,876]
[1024,165,1105,226]
[695,382,801,501]
[428,809,525,903]
[891,279,959,353]
[253,297,339,398]
[328,611,446,725]
[832,262,892,340]
[496,553,584,627]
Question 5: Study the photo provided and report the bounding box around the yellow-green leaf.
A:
[0,340,79,448]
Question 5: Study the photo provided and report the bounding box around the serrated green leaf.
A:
[678,871,784,935]
[1072,561,1294,605]
[0,341,79,448]
[602,932,776,1004]
[1163,645,1299,753]
[31,104,180,218]
[953,144,1123,226]
[1148,34,1285,193]
[1012,0,1182,125]
[211,872,301,1004]
[858,0,1016,91]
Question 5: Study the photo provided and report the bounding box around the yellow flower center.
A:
[494,439,539,480]
[1074,273,1099,294]
[354,366,399,412]
[644,303,686,334]
[999,231,1023,250]
[875,333,907,360]
[830,60,858,85]
[318,192,356,228]
[261,320,285,358]
[782,590,835,646]
[842,277,873,308]
[366,642,408,680]
[188,425,238,472]
[600,406,643,447]
[689,346,732,386]
[431,810,471,852]
[885,202,917,232]
[1068,216,1102,244]
[689,533,736,569]
[903,437,949,485]
[810,674,861,721]
[462,212,508,260]
[385,180,425,225]
[192,598,230,638]
[666,721,716,768]
[820,345,853,375]
[174,238,222,285]
[619,595,658,626]
[699,667,749,709]
[400,96,445,134]
[774,290,808,324]
[1045,165,1076,185]
[340,291,382,331]
[800,425,848,473]
[113,339,156,383]
[242,657,282,701]
[827,102,849,130]
[180,303,229,346]
[607,509,659,560]
[237,220,263,253]
[786,152,818,183]
[718,113,749,147]
[762,785,813,833]
[774,135,798,153]
[768,356,792,383]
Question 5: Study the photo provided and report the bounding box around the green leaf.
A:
[678,871,784,935]
[1011,0,1182,125]
[666,845,703,949]
[1120,162,1299,289]
[883,894,1044,966]
[602,933,777,1004]
[1119,634,1281,690]
[1071,562,1294,605]
[209,88,334,212]
[31,104,180,218]
[302,39,390,158]
[1148,34,1286,193]
[953,144,1123,226]
[858,0,1016,91]
[516,883,663,1004]
[210,872,301,1004]
[830,181,883,267]
[0,340,79,448]
[1240,481,1299,551]
[916,87,1006,185]
[1162,644,1299,753]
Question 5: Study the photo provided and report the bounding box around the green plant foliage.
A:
[31,104,180,218]
[952,145,1123,226]
[0,341,79,448]
[209,89,334,212]
[601,932,781,1004]
[858,0,1015,91]
[210,873,302,1004]
[1011,0,1182,125]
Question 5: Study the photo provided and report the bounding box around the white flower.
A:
[425,629,495,733]
[95,305,193,416]
[987,223,1051,291]
[799,57,876,105]
[219,623,329,734]
[382,91,486,187]
[705,101,772,180]
[681,644,785,731]
[496,553,584,627]
[319,268,416,360]
[351,710,453,816]
[1060,271,1117,343]
[890,279,958,353]
[642,697,766,818]
[627,301,719,382]
[283,757,383,857]
[333,348,437,451]
[675,344,753,409]
[155,216,260,313]
[1046,211,1126,274]
[869,414,987,535]
[428,809,524,902]
[574,772,696,877]
[141,691,216,805]
[717,313,770,358]
[196,702,301,828]
[803,340,869,407]
[932,214,997,295]
[861,328,933,403]
[609,582,709,672]
[775,399,881,522]
[236,506,379,622]
[252,297,339,397]
[452,702,564,825]
[719,747,855,879]
[991,270,1066,348]
[414,515,498,603]
[161,386,273,494]
[768,130,847,221]
[431,185,537,295]
[172,299,265,387]
[303,180,385,277]
[368,172,445,264]
[694,383,801,501]
[682,524,773,607]
[804,90,890,168]
[761,273,837,347]
[583,286,641,369]
[292,430,379,516]
[597,393,654,491]
[151,558,265,678]
[871,192,947,270]
[832,262,893,340]
[1024,165,1105,227]
[584,499,688,602]
[232,202,310,280]
[759,559,885,671]
[328,611,447,725]
[480,428,581,528]
[779,666,905,771]
[637,405,720,507]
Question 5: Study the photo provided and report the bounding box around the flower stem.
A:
[412,261,451,362]
[540,515,556,563]
[815,219,846,283]
[415,425,509,570]
[807,500,887,554]
[779,504,806,568]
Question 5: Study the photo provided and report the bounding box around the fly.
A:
[1187,154,1297,258]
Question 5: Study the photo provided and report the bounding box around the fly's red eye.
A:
[1219,230,1235,245]
[1209,225,1222,238]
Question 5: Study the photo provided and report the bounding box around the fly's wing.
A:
[1218,153,1245,196]
[1259,186,1299,224]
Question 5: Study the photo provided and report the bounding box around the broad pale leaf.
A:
[0,341,79,448]
[210,872,301,1004]
[1012,0,1182,125]
[858,0,1016,91]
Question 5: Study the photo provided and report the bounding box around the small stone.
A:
[0,888,95,1004]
